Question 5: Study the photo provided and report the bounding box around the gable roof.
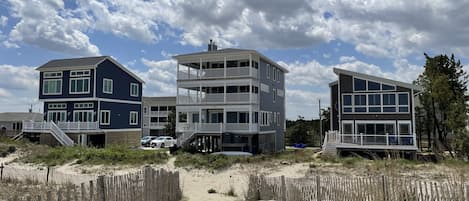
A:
[36,56,145,83]
[173,48,289,73]
[333,68,422,91]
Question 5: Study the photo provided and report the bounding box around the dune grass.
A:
[17,145,169,166]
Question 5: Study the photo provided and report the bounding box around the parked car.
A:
[150,136,176,148]
[140,136,157,147]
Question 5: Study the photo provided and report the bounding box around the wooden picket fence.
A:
[8,166,182,201]
[246,174,469,201]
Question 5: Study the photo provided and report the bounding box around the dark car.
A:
[140,136,157,147]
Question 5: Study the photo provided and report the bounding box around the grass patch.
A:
[18,145,169,166]
[174,149,317,170]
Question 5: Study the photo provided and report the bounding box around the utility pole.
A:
[319,99,322,148]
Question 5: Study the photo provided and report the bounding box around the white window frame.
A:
[48,103,66,109]
[397,120,412,136]
[47,110,66,122]
[70,70,90,77]
[130,83,139,97]
[74,102,94,109]
[43,72,62,78]
[69,77,90,94]
[266,64,271,79]
[130,111,138,125]
[342,92,410,114]
[103,78,113,94]
[43,79,62,95]
[342,120,354,134]
[73,110,94,122]
[100,110,111,125]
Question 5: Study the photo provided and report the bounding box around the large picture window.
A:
[70,78,90,94]
[73,110,93,122]
[343,92,409,114]
[43,79,62,95]
[353,77,396,92]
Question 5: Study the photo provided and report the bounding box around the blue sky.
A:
[0,0,469,119]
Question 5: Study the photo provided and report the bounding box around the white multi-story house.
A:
[142,96,176,136]
[173,41,288,153]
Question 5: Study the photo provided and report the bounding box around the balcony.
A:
[178,67,258,80]
[23,121,99,132]
[324,131,417,150]
[177,123,258,133]
[148,111,170,116]
[177,93,257,105]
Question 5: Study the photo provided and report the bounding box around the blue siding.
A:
[43,101,98,122]
[39,70,95,99]
[99,101,141,129]
[95,60,142,102]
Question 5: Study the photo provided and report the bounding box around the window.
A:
[227,60,238,68]
[70,78,90,94]
[151,106,158,111]
[73,110,93,122]
[227,112,238,123]
[130,111,138,125]
[354,78,366,91]
[368,81,381,90]
[252,61,259,69]
[48,103,66,109]
[266,64,271,78]
[130,83,139,97]
[192,114,199,123]
[343,95,352,106]
[398,93,409,112]
[368,94,381,112]
[354,95,366,112]
[239,60,249,67]
[44,72,62,78]
[383,94,395,105]
[103,78,113,94]
[70,70,90,77]
[100,110,110,125]
[382,84,395,91]
[74,102,94,109]
[343,123,353,134]
[159,106,168,111]
[47,111,66,122]
[273,87,277,102]
[277,112,281,126]
[43,79,62,95]
[143,107,147,114]
[178,112,187,123]
[399,123,410,135]
[261,111,270,126]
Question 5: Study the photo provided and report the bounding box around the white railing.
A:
[177,67,258,80]
[50,122,74,146]
[226,93,249,102]
[177,95,199,104]
[332,133,415,146]
[57,122,98,130]
[201,93,224,103]
[150,122,169,128]
[177,123,257,133]
[149,111,170,116]
[23,121,98,131]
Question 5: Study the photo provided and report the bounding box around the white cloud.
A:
[322,53,331,59]
[0,16,7,27]
[0,64,40,112]
[2,40,19,48]
[339,56,356,63]
[137,58,177,96]
[7,0,99,56]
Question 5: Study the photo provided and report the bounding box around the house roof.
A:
[36,56,145,83]
[333,68,423,91]
[173,48,289,73]
[0,112,43,122]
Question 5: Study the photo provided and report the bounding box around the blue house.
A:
[22,56,144,146]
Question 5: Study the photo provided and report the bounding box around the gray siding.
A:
[259,59,285,151]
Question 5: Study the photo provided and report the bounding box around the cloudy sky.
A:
[0,0,468,119]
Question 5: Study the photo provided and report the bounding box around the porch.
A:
[23,121,99,132]
[324,131,418,151]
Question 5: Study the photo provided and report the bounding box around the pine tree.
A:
[416,53,468,158]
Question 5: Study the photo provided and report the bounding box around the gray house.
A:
[325,68,421,154]
[0,112,42,137]
[142,96,176,136]
[173,41,288,153]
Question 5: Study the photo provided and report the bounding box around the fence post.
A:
[144,166,152,201]
[317,175,321,201]
[46,166,50,185]
[0,163,4,181]
[46,191,52,201]
[89,180,94,201]
[382,175,387,201]
[97,175,105,201]
[281,175,287,201]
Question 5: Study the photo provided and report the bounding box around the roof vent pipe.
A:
[207,39,218,51]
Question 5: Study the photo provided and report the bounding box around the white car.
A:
[150,136,176,148]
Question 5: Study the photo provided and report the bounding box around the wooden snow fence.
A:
[247,174,469,201]
[8,166,182,201]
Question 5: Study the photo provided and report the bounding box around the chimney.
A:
[207,39,218,51]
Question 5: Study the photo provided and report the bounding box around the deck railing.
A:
[177,123,258,133]
[177,92,257,104]
[23,121,98,131]
[326,132,416,147]
[178,67,258,80]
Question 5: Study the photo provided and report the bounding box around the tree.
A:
[321,107,331,133]
[286,116,312,145]
[165,108,177,138]
[415,53,468,158]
